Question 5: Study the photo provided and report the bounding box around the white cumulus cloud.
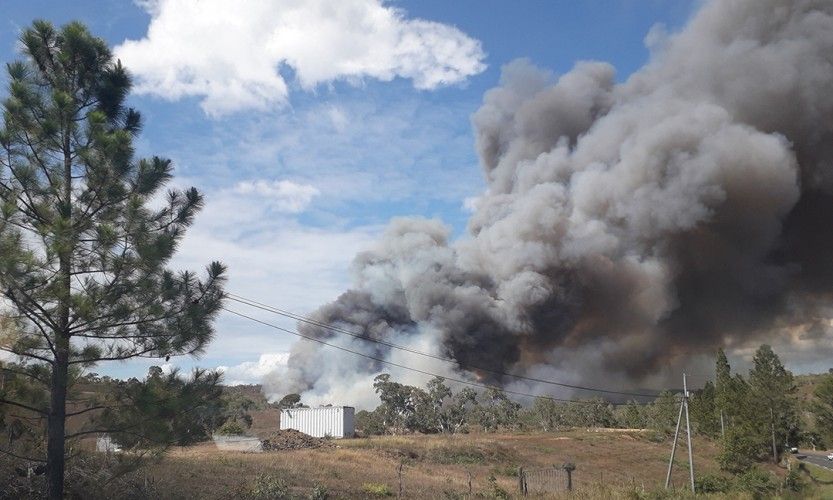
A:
[115,0,487,115]
[217,353,290,385]
[234,179,320,213]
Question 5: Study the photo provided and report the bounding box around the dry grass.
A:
[139,429,731,498]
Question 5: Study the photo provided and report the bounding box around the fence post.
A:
[517,467,523,495]
[562,463,575,492]
[397,462,403,498]
[468,470,472,495]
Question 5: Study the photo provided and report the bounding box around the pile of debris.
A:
[260,429,334,451]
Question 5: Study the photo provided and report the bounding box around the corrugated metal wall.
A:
[279,407,355,438]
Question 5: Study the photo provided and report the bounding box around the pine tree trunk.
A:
[47,338,69,499]
[47,129,74,499]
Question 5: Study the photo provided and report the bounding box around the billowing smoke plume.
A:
[266,0,833,404]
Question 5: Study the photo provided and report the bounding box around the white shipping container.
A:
[280,406,355,438]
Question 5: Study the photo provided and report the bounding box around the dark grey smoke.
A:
[266,0,833,403]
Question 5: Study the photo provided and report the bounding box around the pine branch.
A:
[0,396,47,415]
[0,447,46,463]
[0,345,53,364]
[67,345,157,365]
[0,365,48,385]
[65,403,125,417]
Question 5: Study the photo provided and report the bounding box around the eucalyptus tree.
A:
[0,21,225,497]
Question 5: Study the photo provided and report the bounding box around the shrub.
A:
[249,473,290,499]
[309,484,329,500]
[362,483,392,496]
[487,474,510,499]
[718,427,758,473]
[646,430,667,443]
[694,473,732,493]
[217,420,246,436]
[735,468,776,497]
[783,467,804,493]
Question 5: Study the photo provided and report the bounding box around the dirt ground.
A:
[141,429,732,498]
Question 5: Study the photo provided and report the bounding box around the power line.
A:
[222,306,679,407]
[226,293,666,399]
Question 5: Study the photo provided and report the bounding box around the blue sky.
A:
[1,0,697,383]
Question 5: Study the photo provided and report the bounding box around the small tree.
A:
[276,393,304,409]
[0,21,225,498]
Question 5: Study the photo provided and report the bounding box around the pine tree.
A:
[714,348,732,435]
[689,381,720,437]
[748,345,797,463]
[0,21,225,497]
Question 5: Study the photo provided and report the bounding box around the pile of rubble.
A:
[260,429,334,451]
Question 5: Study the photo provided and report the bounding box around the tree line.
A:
[356,344,833,475]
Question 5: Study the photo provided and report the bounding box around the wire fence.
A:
[518,465,573,495]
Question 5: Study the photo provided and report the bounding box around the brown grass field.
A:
[138,429,739,499]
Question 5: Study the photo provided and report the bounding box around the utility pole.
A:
[720,410,725,440]
[683,373,695,493]
[665,373,695,493]
[664,395,684,489]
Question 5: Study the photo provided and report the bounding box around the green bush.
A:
[783,467,804,493]
[694,473,732,493]
[735,468,776,497]
[217,420,245,436]
[249,473,290,499]
[645,430,667,443]
[361,483,392,496]
[718,427,758,473]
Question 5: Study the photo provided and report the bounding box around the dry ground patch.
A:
[141,430,725,498]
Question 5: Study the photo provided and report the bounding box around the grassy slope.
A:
[792,458,833,500]
[142,430,731,499]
